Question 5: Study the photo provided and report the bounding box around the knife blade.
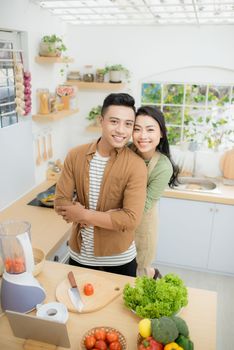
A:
[67,271,84,312]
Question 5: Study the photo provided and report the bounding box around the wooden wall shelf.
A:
[32,109,79,122]
[86,125,102,133]
[65,81,125,90]
[35,56,74,64]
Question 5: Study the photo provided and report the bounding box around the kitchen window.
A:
[0,31,21,128]
[141,82,234,150]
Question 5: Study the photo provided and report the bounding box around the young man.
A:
[54,93,147,277]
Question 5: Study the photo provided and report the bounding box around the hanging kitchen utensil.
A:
[48,133,53,159]
[36,138,42,166]
[42,136,48,161]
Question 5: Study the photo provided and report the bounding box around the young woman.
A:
[131,105,179,278]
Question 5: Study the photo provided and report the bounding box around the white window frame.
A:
[141,81,234,150]
[0,31,22,128]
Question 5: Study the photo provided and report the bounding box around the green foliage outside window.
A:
[141,83,161,104]
[204,112,230,149]
[163,106,182,125]
[185,85,206,105]
[164,84,184,105]
[207,85,230,106]
[167,126,181,145]
[141,82,234,149]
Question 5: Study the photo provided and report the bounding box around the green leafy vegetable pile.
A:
[123,273,188,318]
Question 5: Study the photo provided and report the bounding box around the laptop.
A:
[5,310,71,348]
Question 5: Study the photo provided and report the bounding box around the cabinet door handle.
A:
[210,208,213,212]
[215,208,219,212]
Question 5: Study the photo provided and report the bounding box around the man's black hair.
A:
[101,93,136,116]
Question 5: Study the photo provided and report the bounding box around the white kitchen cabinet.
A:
[156,198,234,274]
[156,198,213,269]
[207,204,234,274]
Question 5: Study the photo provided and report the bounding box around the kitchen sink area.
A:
[173,177,221,194]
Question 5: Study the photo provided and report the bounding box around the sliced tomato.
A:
[84,283,94,296]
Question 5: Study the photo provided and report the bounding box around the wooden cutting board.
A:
[220,148,234,180]
[56,271,123,313]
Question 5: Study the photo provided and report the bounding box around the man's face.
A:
[100,105,135,150]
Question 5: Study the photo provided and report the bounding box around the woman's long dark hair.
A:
[136,105,179,187]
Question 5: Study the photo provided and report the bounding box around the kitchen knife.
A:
[67,271,84,312]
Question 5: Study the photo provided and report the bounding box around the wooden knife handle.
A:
[68,271,77,288]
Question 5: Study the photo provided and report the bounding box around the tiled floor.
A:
[154,263,234,350]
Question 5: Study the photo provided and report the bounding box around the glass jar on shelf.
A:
[37,88,50,114]
[67,70,81,81]
[83,65,94,82]
[49,93,57,113]
[95,69,105,83]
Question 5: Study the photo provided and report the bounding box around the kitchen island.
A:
[0,260,216,349]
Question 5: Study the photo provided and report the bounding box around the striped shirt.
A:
[70,151,136,266]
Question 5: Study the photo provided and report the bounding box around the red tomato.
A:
[94,328,106,341]
[12,257,25,273]
[106,331,119,343]
[84,335,96,349]
[94,340,107,350]
[84,283,94,296]
[138,344,150,350]
[109,341,122,350]
[4,257,13,273]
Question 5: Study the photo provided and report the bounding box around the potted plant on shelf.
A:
[104,64,130,83]
[86,105,102,127]
[39,34,67,57]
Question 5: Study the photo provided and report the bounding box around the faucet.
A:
[192,151,197,177]
[188,141,198,177]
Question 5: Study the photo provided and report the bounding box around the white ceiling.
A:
[32,0,234,26]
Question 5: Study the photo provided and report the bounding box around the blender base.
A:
[1,277,46,313]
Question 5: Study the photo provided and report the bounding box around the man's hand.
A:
[56,202,86,223]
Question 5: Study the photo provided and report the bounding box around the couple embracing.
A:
[55,93,178,278]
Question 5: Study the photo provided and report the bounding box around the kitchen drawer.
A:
[47,237,69,263]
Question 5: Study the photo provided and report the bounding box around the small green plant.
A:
[104,64,130,80]
[42,34,67,53]
[87,105,102,125]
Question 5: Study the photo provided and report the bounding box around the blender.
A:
[0,220,46,313]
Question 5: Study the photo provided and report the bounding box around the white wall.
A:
[67,24,234,105]
[1,1,234,209]
[0,0,75,210]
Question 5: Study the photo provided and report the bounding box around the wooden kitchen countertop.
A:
[0,180,71,258]
[164,180,234,205]
[0,260,217,350]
